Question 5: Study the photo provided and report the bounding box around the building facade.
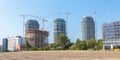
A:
[54,18,66,43]
[7,36,26,51]
[26,30,49,47]
[103,22,120,50]
[25,19,39,34]
[2,38,8,52]
[25,19,49,47]
[82,16,95,41]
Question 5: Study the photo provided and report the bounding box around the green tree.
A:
[96,39,103,50]
[87,38,96,49]
[56,34,71,50]
[30,46,39,50]
[26,41,31,49]
[79,41,87,50]
[69,39,87,50]
[75,39,87,50]
[75,39,81,50]
[50,43,58,50]
[69,44,76,50]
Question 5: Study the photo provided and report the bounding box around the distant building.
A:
[2,38,8,52]
[25,19,49,47]
[7,36,26,51]
[25,19,39,35]
[82,16,95,41]
[103,21,120,50]
[26,30,49,47]
[54,18,66,43]
[0,45,2,52]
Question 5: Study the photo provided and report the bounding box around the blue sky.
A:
[0,0,120,45]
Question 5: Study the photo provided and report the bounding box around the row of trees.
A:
[50,34,71,50]
[26,34,103,50]
[51,34,103,50]
[69,38,103,50]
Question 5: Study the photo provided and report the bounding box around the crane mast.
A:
[23,14,48,47]
[65,13,71,36]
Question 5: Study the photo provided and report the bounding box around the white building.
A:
[8,36,26,51]
[103,22,120,50]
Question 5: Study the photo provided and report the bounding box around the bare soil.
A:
[0,50,120,60]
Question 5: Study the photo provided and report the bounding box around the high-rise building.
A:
[54,18,66,43]
[103,21,120,50]
[82,16,95,41]
[25,19,49,47]
[25,19,39,34]
[2,38,8,52]
[26,30,49,47]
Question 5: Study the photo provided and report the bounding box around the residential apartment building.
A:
[103,21,120,50]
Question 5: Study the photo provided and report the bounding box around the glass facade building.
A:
[2,38,8,52]
[25,19,39,34]
[82,16,95,41]
[54,18,66,43]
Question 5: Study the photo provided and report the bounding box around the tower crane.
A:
[27,14,48,31]
[94,10,97,40]
[65,13,71,36]
[19,15,26,37]
[26,14,48,47]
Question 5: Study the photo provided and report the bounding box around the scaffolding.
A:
[26,29,49,47]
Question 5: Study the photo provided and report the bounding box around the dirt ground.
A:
[0,50,120,60]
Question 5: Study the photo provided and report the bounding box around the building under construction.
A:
[26,30,49,47]
[54,18,66,43]
[25,19,49,47]
[103,21,120,50]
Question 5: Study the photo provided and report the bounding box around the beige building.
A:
[26,30,49,47]
[7,36,26,51]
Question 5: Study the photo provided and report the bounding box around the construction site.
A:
[26,29,49,47]
[22,14,49,48]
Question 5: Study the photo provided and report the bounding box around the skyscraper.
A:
[25,19,49,47]
[54,18,66,43]
[82,16,95,41]
[25,19,39,34]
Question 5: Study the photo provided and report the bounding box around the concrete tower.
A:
[82,16,95,41]
[54,18,66,43]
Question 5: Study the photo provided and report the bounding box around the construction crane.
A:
[26,14,48,47]
[27,14,48,31]
[19,15,26,37]
[94,10,97,41]
[65,13,71,36]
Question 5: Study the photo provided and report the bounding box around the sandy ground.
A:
[0,50,120,60]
